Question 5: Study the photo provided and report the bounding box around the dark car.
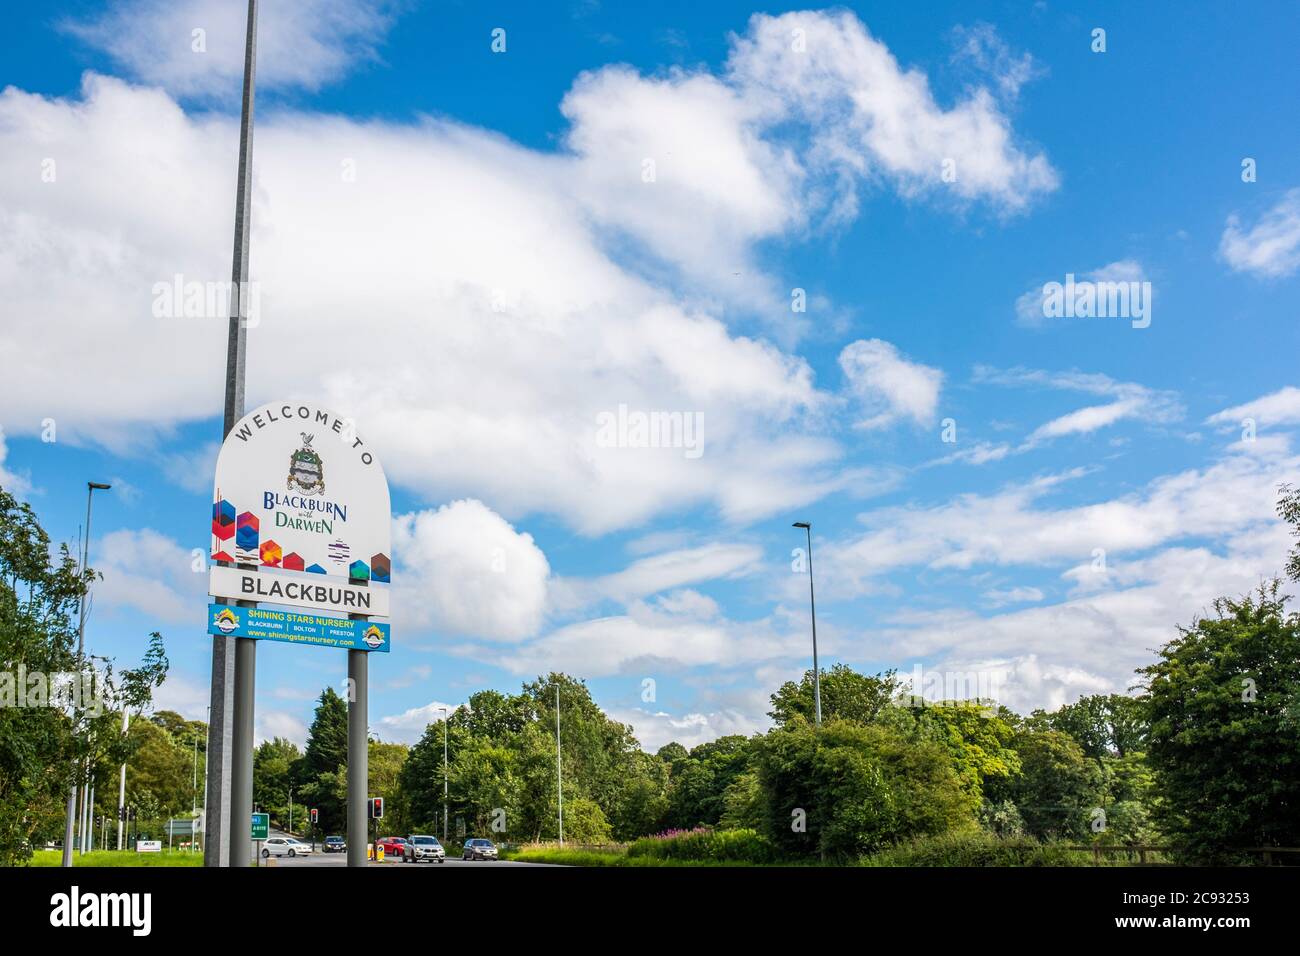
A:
[322,836,346,853]
[462,838,498,861]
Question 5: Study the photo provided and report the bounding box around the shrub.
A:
[862,831,1079,867]
[627,827,777,864]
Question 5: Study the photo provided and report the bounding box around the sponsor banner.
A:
[135,841,162,853]
[211,401,392,584]
[209,565,389,617]
[208,603,391,653]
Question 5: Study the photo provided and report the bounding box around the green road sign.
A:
[251,813,269,840]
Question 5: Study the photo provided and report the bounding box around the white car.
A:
[403,835,446,863]
[261,837,313,858]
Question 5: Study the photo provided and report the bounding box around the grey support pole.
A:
[556,683,563,846]
[347,649,368,867]
[63,482,108,866]
[206,0,258,868]
[229,637,256,866]
[793,522,822,725]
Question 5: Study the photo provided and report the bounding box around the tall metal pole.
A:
[62,481,109,866]
[794,522,822,725]
[347,649,368,867]
[82,782,94,857]
[207,0,258,868]
[229,637,255,866]
[555,684,563,846]
[440,706,448,844]
[116,709,129,850]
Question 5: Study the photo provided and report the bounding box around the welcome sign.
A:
[211,401,392,588]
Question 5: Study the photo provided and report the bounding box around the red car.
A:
[376,836,407,858]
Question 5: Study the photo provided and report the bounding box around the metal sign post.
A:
[206,0,259,869]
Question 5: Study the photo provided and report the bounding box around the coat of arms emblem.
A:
[287,433,325,496]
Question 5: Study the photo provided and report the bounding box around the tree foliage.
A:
[1138,583,1300,860]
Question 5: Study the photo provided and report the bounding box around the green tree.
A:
[1028,694,1148,759]
[883,702,1021,801]
[125,719,192,821]
[1138,583,1300,860]
[562,797,613,843]
[993,729,1103,841]
[664,735,753,829]
[755,718,975,860]
[253,737,301,828]
[299,687,349,832]
[769,664,901,726]
[0,487,168,863]
[608,751,669,840]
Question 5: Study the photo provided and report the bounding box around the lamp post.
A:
[439,706,448,844]
[62,480,111,867]
[792,521,822,725]
[555,684,563,846]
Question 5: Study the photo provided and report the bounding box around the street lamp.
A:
[62,480,111,867]
[439,706,448,844]
[555,684,563,846]
[792,521,822,725]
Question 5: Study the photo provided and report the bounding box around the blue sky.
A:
[2,1,1299,750]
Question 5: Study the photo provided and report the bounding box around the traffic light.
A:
[310,808,318,824]
[369,797,384,820]
[118,806,126,822]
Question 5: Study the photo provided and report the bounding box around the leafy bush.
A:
[627,827,777,863]
[754,719,977,860]
[862,831,1079,867]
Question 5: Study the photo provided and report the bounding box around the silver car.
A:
[403,835,446,863]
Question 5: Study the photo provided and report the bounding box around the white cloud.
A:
[1206,386,1300,429]
[149,671,211,720]
[93,528,208,624]
[874,521,1289,712]
[1028,399,1144,441]
[498,598,802,678]
[392,500,550,642]
[839,339,943,430]
[606,706,764,752]
[929,441,1011,466]
[257,709,309,748]
[550,542,761,611]
[0,10,1056,534]
[949,23,1044,103]
[0,427,31,495]
[374,699,462,745]
[981,586,1044,608]
[1220,188,1300,278]
[728,12,1057,215]
[63,0,401,99]
[159,441,221,495]
[974,365,1182,444]
[818,442,1294,597]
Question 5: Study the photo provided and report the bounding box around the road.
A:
[255,829,553,867]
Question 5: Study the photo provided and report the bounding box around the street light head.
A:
[89,482,112,491]
[792,521,810,529]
